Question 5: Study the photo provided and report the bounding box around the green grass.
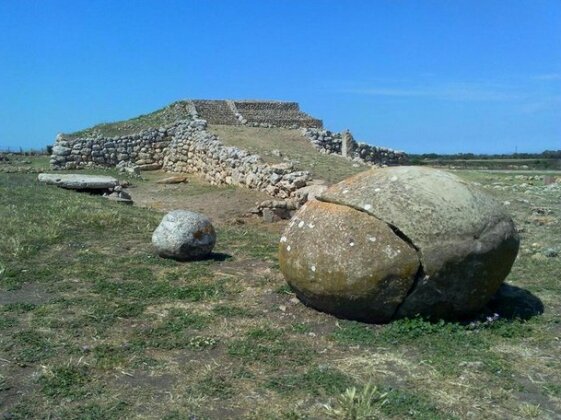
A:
[65,101,192,138]
[212,304,255,318]
[331,317,535,379]
[191,372,236,399]
[9,330,54,363]
[227,326,313,366]
[1,169,560,418]
[380,387,452,419]
[0,154,51,174]
[266,365,355,396]
[39,365,91,398]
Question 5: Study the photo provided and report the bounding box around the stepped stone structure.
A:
[191,100,240,125]
[49,99,407,198]
[190,99,322,128]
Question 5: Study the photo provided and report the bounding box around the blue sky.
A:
[1,0,559,154]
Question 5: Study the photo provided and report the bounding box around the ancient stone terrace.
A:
[188,99,322,128]
[191,100,239,125]
[232,100,323,128]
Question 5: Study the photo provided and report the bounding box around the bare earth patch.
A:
[129,170,270,224]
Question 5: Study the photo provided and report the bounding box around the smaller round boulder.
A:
[152,210,216,260]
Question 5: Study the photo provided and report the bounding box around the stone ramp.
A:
[233,101,323,128]
[207,124,368,185]
[191,100,239,125]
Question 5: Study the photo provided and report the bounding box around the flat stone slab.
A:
[38,173,118,190]
[156,175,188,184]
[138,163,162,171]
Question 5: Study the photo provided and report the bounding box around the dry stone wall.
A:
[233,101,323,128]
[190,100,239,125]
[162,119,310,198]
[179,100,323,129]
[302,128,408,166]
[50,128,171,169]
[50,117,310,199]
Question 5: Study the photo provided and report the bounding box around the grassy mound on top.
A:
[65,101,192,139]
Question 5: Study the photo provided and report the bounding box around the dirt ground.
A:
[129,170,271,225]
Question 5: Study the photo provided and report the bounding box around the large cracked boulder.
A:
[279,166,519,322]
[152,210,216,260]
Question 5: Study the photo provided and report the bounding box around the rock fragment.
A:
[152,210,216,260]
[38,173,118,190]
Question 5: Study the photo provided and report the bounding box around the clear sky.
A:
[1,0,560,154]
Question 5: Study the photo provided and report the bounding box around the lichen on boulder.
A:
[279,166,520,322]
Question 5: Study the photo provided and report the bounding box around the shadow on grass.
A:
[159,252,233,263]
[486,283,544,320]
[291,282,544,326]
[204,252,233,262]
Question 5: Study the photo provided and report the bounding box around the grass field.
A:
[0,162,560,418]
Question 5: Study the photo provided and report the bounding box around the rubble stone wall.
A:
[233,101,323,128]
[301,128,408,166]
[50,118,310,199]
[50,128,171,169]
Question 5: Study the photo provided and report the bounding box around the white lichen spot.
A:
[384,245,399,258]
[390,176,398,182]
[364,204,372,211]
[298,221,305,228]
[368,236,377,243]
[280,236,287,243]
[311,265,316,272]
[342,189,349,194]
[308,223,315,228]
[349,242,355,247]
[286,245,291,251]
[374,188,381,192]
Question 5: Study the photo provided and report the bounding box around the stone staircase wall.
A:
[233,101,323,128]
[187,99,323,129]
[191,100,239,125]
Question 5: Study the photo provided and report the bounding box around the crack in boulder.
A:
[317,195,428,320]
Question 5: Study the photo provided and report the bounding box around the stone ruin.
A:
[301,128,408,166]
[49,99,408,199]
[191,99,323,128]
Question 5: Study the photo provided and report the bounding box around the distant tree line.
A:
[0,146,52,155]
[409,150,561,160]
